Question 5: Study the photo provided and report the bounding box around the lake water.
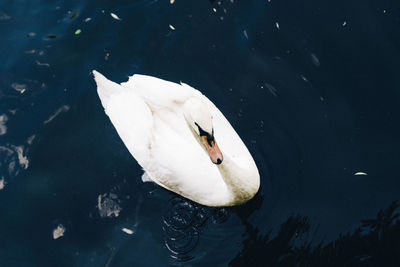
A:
[1,0,400,266]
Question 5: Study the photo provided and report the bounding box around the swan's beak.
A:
[201,136,223,165]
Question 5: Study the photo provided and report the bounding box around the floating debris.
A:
[311,53,320,67]
[27,135,36,145]
[121,228,134,235]
[300,75,309,82]
[43,105,70,124]
[169,24,175,30]
[84,17,91,22]
[110,13,122,21]
[243,30,248,40]
[35,60,50,67]
[342,21,347,26]
[25,32,36,38]
[47,35,57,39]
[354,172,368,176]
[0,145,29,178]
[170,0,175,4]
[0,114,7,135]
[53,224,66,239]
[0,177,5,190]
[264,83,278,97]
[104,52,110,61]
[213,8,217,12]
[25,49,36,54]
[97,193,122,218]
[11,83,26,93]
[275,22,280,29]
[15,146,29,170]
[74,29,82,35]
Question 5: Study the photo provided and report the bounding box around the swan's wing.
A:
[93,70,153,165]
[120,74,201,108]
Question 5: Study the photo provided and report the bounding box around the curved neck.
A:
[217,151,259,205]
[186,118,259,205]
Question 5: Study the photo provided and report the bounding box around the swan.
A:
[93,70,260,207]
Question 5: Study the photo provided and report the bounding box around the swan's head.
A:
[183,97,223,165]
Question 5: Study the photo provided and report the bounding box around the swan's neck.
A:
[185,119,259,205]
[217,152,259,205]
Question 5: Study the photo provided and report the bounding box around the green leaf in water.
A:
[75,29,82,35]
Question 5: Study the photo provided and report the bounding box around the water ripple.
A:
[162,197,230,262]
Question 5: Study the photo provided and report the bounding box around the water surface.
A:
[1,0,400,266]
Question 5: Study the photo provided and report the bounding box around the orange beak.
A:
[201,135,223,164]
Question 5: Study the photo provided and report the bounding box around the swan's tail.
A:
[92,70,154,166]
[93,70,126,109]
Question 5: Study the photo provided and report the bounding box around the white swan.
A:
[93,71,260,207]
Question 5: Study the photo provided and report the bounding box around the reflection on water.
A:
[231,201,400,266]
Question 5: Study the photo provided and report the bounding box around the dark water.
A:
[1,0,400,266]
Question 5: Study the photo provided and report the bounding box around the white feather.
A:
[93,71,259,206]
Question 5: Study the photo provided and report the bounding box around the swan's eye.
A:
[195,122,214,146]
[206,134,214,146]
[195,122,207,136]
